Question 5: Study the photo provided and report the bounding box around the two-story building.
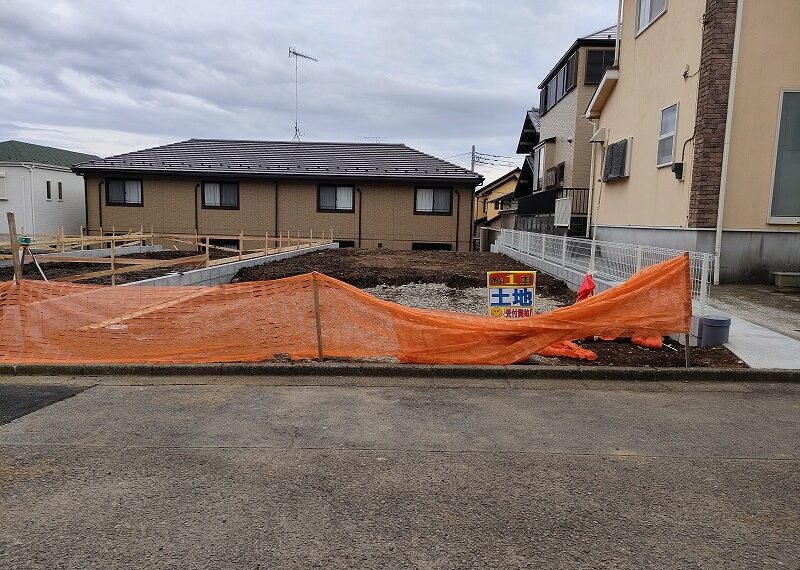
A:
[1,140,98,235]
[473,168,520,231]
[585,0,800,282]
[513,26,617,236]
[73,139,482,251]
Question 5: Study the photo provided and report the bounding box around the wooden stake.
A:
[60,226,65,252]
[238,230,243,260]
[311,273,324,362]
[296,230,300,251]
[278,231,282,252]
[150,226,154,246]
[204,237,210,267]
[194,228,199,251]
[310,229,313,245]
[265,231,269,253]
[6,213,22,282]
[79,226,85,250]
[110,240,116,286]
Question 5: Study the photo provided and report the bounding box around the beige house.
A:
[586,0,800,282]
[73,139,482,251]
[473,168,520,230]
[513,26,617,236]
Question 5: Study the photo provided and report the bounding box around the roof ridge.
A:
[188,138,407,147]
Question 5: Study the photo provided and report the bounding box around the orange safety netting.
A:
[0,254,691,365]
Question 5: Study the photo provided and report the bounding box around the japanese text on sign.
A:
[487,270,536,319]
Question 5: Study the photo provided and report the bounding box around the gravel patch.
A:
[363,283,567,315]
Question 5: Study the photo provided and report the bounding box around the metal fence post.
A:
[635,245,643,272]
[699,254,709,317]
[540,233,546,259]
[561,232,567,267]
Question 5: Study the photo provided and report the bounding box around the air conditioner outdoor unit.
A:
[602,137,633,182]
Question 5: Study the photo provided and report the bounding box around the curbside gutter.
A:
[0,362,797,383]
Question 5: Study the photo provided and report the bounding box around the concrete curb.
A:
[0,362,798,382]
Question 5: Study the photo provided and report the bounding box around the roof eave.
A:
[71,167,483,185]
[584,68,620,119]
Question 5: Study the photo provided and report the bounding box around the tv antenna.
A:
[289,46,318,141]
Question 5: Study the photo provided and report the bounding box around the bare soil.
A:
[232,248,576,304]
[555,338,747,368]
[0,250,233,286]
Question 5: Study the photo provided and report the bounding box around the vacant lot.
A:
[233,248,575,302]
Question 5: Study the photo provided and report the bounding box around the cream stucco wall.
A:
[722,0,800,230]
[591,0,704,229]
[85,174,473,250]
[474,175,518,224]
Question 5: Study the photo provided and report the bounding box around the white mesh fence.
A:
[498,229,714,316]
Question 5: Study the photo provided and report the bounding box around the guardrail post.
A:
[561,232,567,267]
[699,254,709,317]
[635,245,643,271]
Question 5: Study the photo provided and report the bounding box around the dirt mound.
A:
[231,248,575,303]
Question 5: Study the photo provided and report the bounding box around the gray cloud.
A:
[0,0,617,181]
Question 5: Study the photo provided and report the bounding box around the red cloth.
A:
[577,273,596,302]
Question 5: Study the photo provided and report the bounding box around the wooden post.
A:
[265,231,269,254]
[194,228,199,252]
[278,231,282,253]
[296,230,300,251]
[110,241,116,286]
[6,213,22,282]
[310,229,313,245]
[150,226,154,247]
[60,226,65,252]
[111,226,115,250]
[311,273,324,362]
[238,230,243,260]
[204,237,210,267]
[80,226,85,250]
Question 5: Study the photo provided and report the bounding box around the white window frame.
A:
[635,0,667,36]
[657,102,678,167]
[768,88,800,224]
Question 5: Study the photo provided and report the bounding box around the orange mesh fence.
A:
[0,254,691,365]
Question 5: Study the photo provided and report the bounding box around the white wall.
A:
[0,163,86,235]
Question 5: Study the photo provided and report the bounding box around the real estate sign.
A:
[487,270,536,319]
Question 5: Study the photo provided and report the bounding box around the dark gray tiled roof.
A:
[74,139,483,183]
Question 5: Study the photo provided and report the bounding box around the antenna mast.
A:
[289,46,318,141]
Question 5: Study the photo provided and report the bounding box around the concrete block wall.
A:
[122,242,337,287]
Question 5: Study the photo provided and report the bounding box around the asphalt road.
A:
[1,376,798,569]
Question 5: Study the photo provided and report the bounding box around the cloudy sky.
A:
[0,0,616,182]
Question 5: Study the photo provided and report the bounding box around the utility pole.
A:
[471,145,476,172]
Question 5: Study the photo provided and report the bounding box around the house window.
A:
[530,144,546,192]
[107,178,143,206]
[58,181,63,201]
[202,181,239,209]
[415,187,452,214]
[585,49,616,84]
[657,103,678,166]
[637,0,666,33]
[46,181,51,200]
[769,91,800,222]
[540,52,578,114]
[482,199,488,214]
[317,185,354,212]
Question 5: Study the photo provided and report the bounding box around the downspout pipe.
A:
[98,180,104,232]
[613,0,623,65]
[356,187,362,247]
[454,189,461,252]
[713,0,744,285]
[194,184,200,236]
[585,118,599,238]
